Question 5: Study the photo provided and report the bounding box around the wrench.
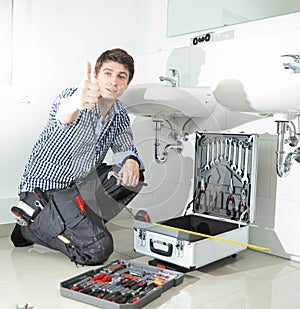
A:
[215,139,220,164]
[107,171,120,181]
[231,140,237,170]
[224,138,228,161]
[227,138,233,163]
[204,141,211,170]
[236,141,244,175]
[210,140,215,166]
[242,142,249,184]
[107,171,148,186]
[220,139,224,160]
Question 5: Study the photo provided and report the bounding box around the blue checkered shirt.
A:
[19,87,142,193]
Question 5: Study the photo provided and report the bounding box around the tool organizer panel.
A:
[194,132,258,223]
[133,131,258,270]
[60,259,184,309]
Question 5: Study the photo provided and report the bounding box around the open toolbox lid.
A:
[132,131,259,243]
[191,131,259,225]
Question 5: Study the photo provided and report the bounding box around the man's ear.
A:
[93,70,98,81]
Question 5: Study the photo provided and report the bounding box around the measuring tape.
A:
[152,222,270,252]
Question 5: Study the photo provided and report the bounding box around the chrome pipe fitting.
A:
[276,120,300,177]
[153,119,183,164]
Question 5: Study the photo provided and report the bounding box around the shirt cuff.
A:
[55,111,82,131]
[114,151,145,170]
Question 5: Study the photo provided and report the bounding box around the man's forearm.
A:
[56,97,80,125]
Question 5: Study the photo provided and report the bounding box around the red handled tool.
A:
[128,282,157,303]
[75,195,86,215]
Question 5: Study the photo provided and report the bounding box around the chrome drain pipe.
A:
[153,119,183,164]
[276,120,299,177]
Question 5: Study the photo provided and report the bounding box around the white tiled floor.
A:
[1,221,300,309]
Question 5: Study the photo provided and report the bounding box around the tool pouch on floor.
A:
[20,187,114,266]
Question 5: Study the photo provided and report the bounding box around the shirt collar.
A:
[112,99,122,114]
[93,99,121,123]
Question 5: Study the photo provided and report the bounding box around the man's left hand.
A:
[118,159,139,187]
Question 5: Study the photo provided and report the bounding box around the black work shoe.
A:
[10,224,34,247]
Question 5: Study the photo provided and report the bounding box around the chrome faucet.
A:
[281,54,300,73]
[159,68,179,87]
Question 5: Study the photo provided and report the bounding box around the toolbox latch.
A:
[138,229,146,247]
[175,240,184,258]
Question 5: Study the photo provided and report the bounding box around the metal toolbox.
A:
[60,259,184,309]
[133,131,258,270]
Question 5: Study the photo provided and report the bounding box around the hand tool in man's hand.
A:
[107,171,148,186]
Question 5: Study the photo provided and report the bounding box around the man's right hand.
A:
[74,61,101,110]
[57,61,101,124]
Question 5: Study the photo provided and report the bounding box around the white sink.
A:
[120,83,217,118]
[213,74,300,114]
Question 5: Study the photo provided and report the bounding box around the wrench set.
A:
[195,132,258,223]
[60,259,183,308]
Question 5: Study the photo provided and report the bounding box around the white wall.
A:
[128,2,300,261]
[0,0,150,223]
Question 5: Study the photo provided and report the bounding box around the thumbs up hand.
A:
[57,61,102,124]
[73,61,101,110]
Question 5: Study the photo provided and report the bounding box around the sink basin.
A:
[213,74,300,114]
[120,83,217,118]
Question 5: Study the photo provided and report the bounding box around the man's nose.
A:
[110,75,118,85]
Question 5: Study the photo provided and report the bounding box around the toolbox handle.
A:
[150,239,173,257]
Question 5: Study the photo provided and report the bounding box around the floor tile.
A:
[1,224,300,309]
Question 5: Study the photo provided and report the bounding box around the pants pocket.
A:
[30,196,65,238]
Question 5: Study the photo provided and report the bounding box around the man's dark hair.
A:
[95,48,134,84]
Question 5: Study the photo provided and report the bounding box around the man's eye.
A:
[119,75,126,79]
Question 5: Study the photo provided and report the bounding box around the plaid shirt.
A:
[19,87,142,193]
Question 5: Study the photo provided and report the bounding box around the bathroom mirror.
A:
[167,0,300,37]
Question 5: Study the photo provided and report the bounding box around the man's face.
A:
[95,61,130,100]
